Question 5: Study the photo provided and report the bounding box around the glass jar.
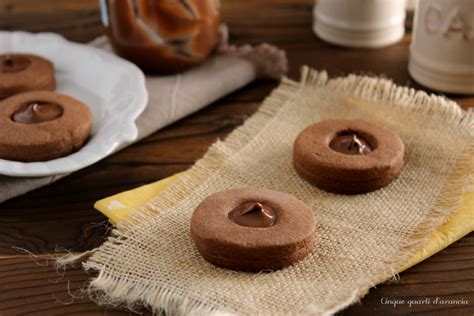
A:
[100,0,220,74]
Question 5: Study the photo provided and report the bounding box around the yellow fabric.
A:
[95,172,473,273]
[94,173,181,225]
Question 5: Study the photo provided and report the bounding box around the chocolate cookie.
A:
[0,91,92,162]
[293,119,404,194]
[0,53,56,100]
[191,187,316,272]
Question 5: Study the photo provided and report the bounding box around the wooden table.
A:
[0,0,473,315]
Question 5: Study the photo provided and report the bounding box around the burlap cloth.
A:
[74,67,473,315]
[0,35,287,203]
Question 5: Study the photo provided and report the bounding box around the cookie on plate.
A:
[0,91,92,161]
[0,53,56,99]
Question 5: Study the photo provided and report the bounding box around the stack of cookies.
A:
[0,53,93,162]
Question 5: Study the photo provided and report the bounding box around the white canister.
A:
[406,0,416,11]
[313,0,407,48]
[408,0,474,94]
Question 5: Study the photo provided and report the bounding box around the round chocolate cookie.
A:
[293,119,404,194]
[0,53,56,99]
[0,91,92,162]
[191,187,316,272]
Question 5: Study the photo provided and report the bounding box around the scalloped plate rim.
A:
[0,31,148,177]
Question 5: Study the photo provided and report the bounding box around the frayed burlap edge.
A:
[60,67,473,316]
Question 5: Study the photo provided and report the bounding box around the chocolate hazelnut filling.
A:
[12,102,64,124]
[330,132,372,155]
[0,55,32,73]
[228,202,277,228]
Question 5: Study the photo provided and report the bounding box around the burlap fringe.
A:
[71,67,473,315]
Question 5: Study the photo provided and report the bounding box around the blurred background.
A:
[0,0,418,84]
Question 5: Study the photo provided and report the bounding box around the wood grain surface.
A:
[0,0,473,315]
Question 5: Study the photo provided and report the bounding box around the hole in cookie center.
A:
[12,102,64,124]
[0,55,32,73]
[330,130,372,155]
[228,202,276,228]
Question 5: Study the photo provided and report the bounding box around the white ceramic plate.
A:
[0,31,148,177]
